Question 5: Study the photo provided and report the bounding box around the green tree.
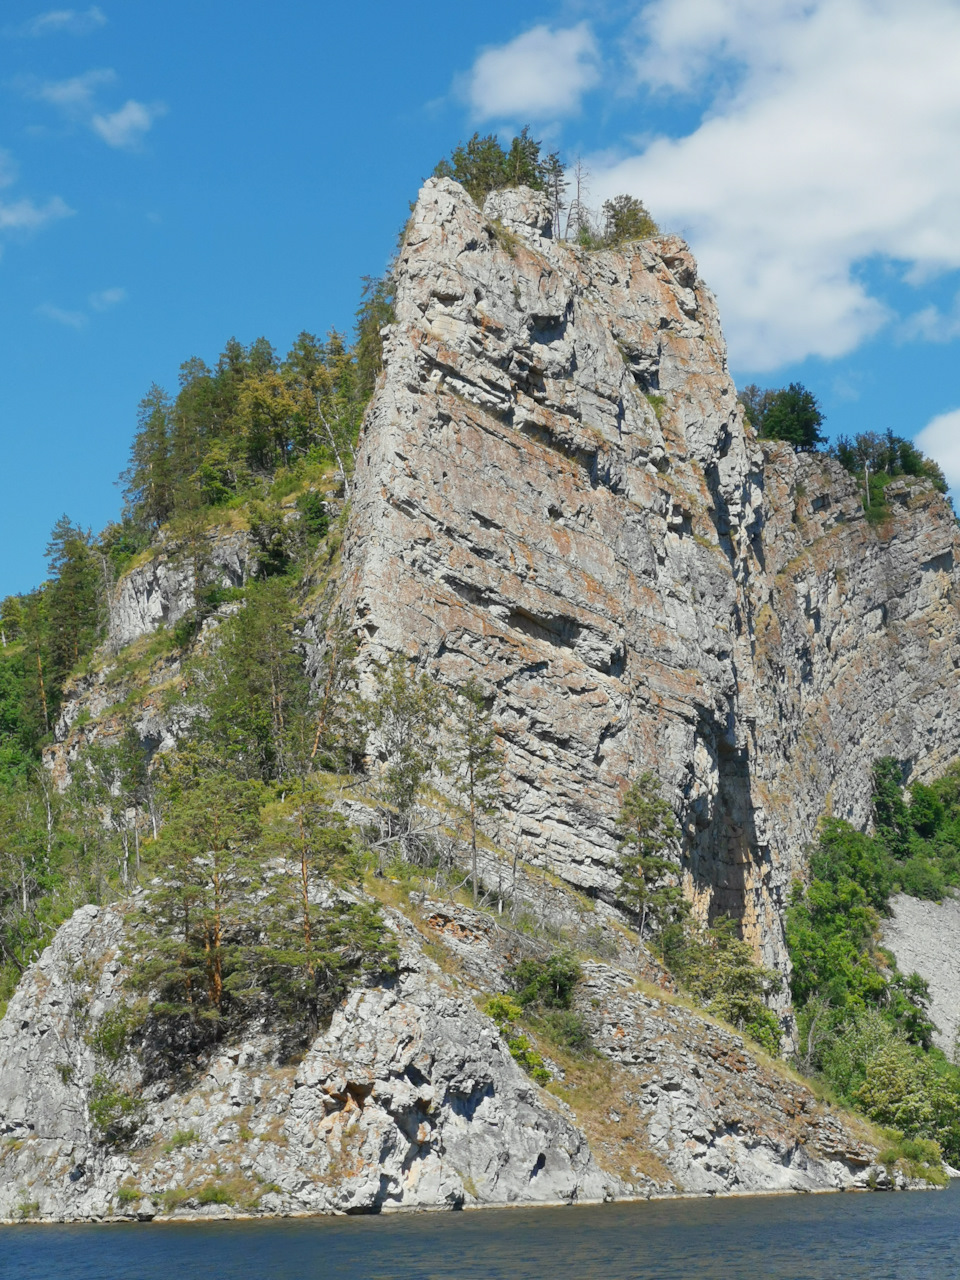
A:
[433,128,560,205]
[666,917,782,1053]
[757,382,826,450]
[737,384,778,431]
[363,657,448,850]
[448,677,505,903]
[130,759,264,1033]
[44,516,100,684]
[122,385,174,530]
[872,756,911,858]
[601,195,658,245]
[615,771,686,940]
[189,578,311,783]
[257,785,393,1040]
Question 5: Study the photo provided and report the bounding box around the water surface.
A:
[4,1184,959,1280]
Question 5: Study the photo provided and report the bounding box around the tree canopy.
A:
[739,381,826,450]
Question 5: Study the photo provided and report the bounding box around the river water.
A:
[4,1184,959,1280]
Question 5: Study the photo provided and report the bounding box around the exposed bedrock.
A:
[326,177,960,976]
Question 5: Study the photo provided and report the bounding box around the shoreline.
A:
[1,1177,947,1228]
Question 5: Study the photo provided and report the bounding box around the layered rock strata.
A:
[330,177,960,973]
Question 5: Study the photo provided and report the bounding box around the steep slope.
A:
[329,177,960,975]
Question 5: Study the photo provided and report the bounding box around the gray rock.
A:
[325,176,960,989]
[882,893,960,1056]
[109,528,253,650]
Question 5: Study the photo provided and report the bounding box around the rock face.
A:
[331,178,960,974]
[0,902,615,1221]
[109,528,252,650]
[883,893,960,1056]
[0,894,886,1223]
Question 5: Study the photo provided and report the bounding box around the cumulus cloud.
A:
[915,409,960,491]
[91,98,163,148]
[465,23,600,120]
[36,302,87,328]
[6,6,106,37]
[585,0,960,370]
[88,285,125,310]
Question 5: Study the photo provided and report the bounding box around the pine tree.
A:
[44,516,100,686]
[363,657,448,844]
[189,579,311,782]
[616,772,686,941]
[449,677,505,904]
[130,758,264,1030]
[122,385,174,530]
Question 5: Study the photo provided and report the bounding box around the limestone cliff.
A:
[329,178,960,975]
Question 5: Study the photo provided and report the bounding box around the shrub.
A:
[540,1008,593,1055]
[511,950,581,1010]
[485,994,551,1084]
[163,1129,199,1153]
[89,1073,146,1148]
[663,916,782,1054]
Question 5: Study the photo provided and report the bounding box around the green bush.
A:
[89,1073,146,1148]
[540,1008,593,1055]
[485,994,551,1083]
[663,917,782,1055]
[511,950,581,1010]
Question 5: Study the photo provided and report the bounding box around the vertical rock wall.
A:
[325,178,960,975]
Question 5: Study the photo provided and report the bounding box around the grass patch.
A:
[488,218,521,258]
[546,1048,675,1188]
[163,1128,199,1153]
[645,392,667,423]
[116,1182,142,1206]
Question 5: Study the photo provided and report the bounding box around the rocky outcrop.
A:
[329,177,960,977]
[0,901,615,1221]
[0,888,891,1223]
[109,528,252,650]
[882,893,960,1057]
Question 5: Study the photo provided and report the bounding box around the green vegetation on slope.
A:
[787,757,960,1162]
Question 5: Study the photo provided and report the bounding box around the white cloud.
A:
[900,293,960,345]
[91,98,164,149]
[26,71,165,148]
[0,150,18,188]
[36,302,87,328]
[585,0,960,370]
[915,409,960,491]
[11,6,107,37]
[0,147,73,249]
[466,23,600,120]
[0,193,72,233]
[32,67,115,113]
[88,285,125,310]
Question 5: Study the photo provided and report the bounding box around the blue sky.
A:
[2,0,959,597]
